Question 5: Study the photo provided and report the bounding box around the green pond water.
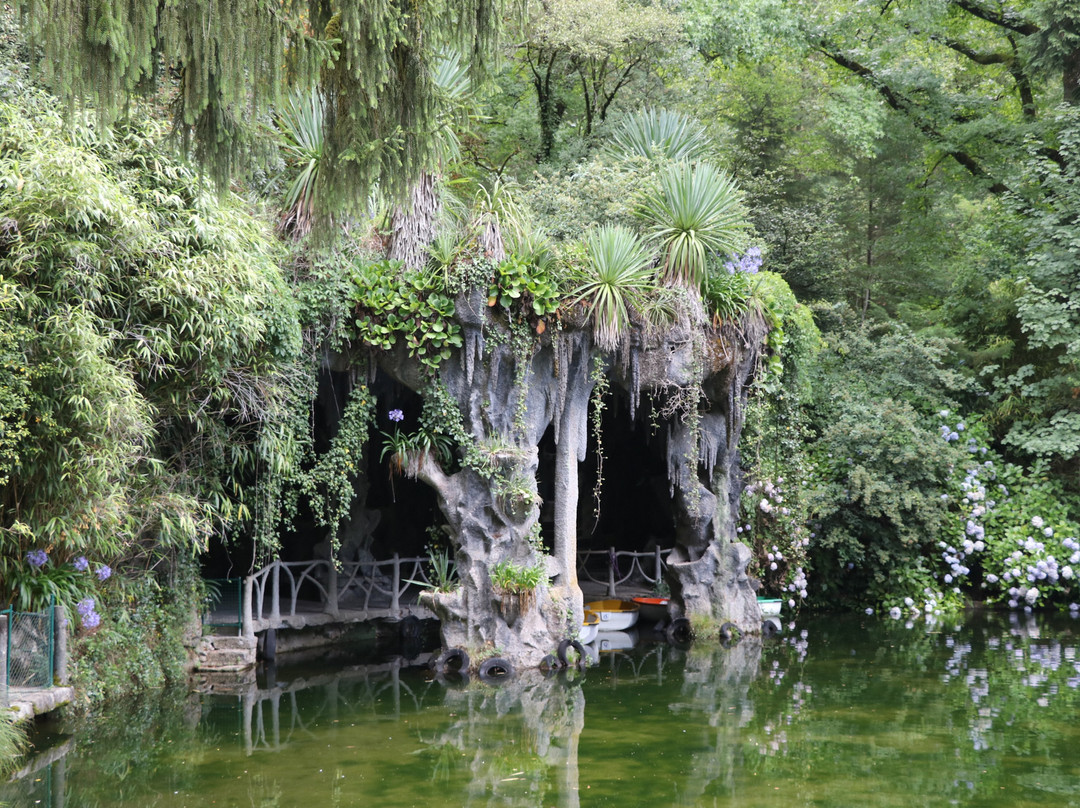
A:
[6,611,1080,807]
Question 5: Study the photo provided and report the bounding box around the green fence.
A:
[1,606,56,707]
[202,578,243,631]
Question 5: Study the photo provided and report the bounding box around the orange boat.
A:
[631,596,670,623]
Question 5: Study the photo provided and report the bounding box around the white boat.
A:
[580,609,600,644]
[758,597,782,617]
[585,599,640,631]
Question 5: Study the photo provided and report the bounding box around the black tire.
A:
[434,647,470,674]
[557,639,587,669]
[762,619,780,638]
[478,656,515,680]
[397,615,422,640]
[539,653,562,672]
[666,617,693,644]
[718,621,738,644]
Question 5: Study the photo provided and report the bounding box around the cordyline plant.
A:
[639,161,747,291]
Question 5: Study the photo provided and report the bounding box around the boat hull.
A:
[585,599,640,631]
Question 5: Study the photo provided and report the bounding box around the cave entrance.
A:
[537,389,676,561]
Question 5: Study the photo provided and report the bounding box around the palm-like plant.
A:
[607,108,713,162]
[275,88,325,238]
[571,224,658,352]
[638,161,747,290]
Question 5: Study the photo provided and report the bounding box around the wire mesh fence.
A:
[1,606,56,706]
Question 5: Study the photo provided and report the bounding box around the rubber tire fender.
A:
[434,647,470,674]
[557,639,587,669]
[478,657,516,680]
[539,653,562,673]
[666,617,693,644]
[762,619,780,638]
[718,621,738,644]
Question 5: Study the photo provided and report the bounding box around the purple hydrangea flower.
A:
[76,597,96,617]
[388,408,404,422]
[82,611,101,629]
[26,549,48,569]
[73,556,90,572]
[96,564,112,581]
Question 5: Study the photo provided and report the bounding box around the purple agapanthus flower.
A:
[96,564,112,581]
[26,549,48,569]
[82,611,101,629]
[76,597,96,617]
[388,408,404,422]
[724,246,763,275]
[73,556,90,572]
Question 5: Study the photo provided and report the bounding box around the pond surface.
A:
[6,611,1080,808]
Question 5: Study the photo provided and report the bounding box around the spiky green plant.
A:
[571,224,658,352]
[607,108,713,162]
[638,162,747,290]
[276,88,325,238]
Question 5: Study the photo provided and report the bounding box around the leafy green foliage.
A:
[487,253,561,318]
[0,100,306,607]
[274,88,326,238]
[638,161,748,289]
[490,559,547,593]
[351,260,464,371]
[607,107,713,162]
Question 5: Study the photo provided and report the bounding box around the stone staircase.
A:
[194,634,256,671]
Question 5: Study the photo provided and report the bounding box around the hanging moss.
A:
[19,1,506,205]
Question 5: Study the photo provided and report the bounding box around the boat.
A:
[584,599,640,631]
[757,597,782,617]
[631,596,670,623]
[580,609,600,644]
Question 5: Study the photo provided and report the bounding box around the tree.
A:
[520,0,681,161]
[19,1,509,208]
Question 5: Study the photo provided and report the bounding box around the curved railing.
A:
[245,554,442,628]
[233,546,675,637]
[577,547,673,597]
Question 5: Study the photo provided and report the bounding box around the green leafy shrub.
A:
[351,260,463,370]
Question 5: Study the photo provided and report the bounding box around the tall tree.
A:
[19,1,508,209]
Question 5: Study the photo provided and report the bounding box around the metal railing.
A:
[577,547,672,597]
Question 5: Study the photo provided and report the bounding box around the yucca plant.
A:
[607,107,713,162]
[275,88,325,238]
[638,161,747,290]
[571,224,658,352]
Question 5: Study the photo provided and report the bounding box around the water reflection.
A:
[5,613,1080,807]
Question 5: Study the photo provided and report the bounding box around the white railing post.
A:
[608,547,617,597]
[271,561,281,624]
[392,553,401,612]
[243,575,255,641]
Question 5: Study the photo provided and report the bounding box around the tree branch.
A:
[949,0,1039,37]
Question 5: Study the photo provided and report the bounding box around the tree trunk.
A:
[387,173,440,271]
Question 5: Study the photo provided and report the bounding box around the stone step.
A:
[202,634,256,651]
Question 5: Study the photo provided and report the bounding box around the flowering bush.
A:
[741,476,810,609]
